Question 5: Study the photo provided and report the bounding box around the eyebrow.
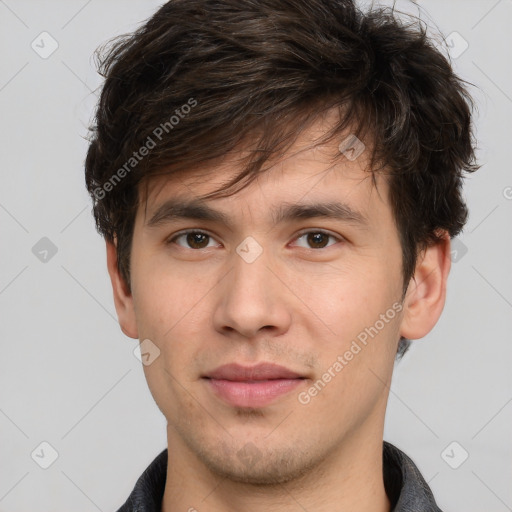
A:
[146,198,368,229]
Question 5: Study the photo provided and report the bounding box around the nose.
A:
[212,244,292,340]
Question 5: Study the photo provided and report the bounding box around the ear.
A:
[106,240,139,339]
[399,232,451,340]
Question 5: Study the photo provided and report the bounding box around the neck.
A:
[162,425,391,512]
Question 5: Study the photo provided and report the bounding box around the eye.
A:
[167,229,342,251]
[168,230,220,249]
[291,230,341,249]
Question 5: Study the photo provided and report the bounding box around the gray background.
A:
[0,1,511,510]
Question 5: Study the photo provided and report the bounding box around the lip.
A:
[203,363,307,408]
[204,363,304,381]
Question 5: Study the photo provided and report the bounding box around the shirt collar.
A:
[116,442,443,512]
[383,441,443,511]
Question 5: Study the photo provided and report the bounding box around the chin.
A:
[197,439,323,487]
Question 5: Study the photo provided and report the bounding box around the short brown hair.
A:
[85,0,479,356]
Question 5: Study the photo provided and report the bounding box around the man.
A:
[85,0,479,510]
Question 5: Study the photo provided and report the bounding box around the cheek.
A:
[298,260,397,329]
[131,263,217,388]
[135,275,209,415]
[131,252,216,337]
[298,256,403,380]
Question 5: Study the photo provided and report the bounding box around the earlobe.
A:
[399,232,451,340]
[106,241,139,339]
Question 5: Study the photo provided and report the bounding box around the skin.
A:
[107,110,451,512]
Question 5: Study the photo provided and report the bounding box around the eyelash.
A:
[166,229,343,250]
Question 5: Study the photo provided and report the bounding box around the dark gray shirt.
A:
[116,441,443,511]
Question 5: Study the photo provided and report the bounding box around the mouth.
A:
[202,363,307,408]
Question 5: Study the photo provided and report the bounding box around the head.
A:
[85,0,478,485]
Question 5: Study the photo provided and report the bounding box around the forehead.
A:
[137,111,387,223]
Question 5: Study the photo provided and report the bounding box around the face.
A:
[110,112,447,486]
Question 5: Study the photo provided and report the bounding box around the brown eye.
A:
[186,232,210,249]
[293,231,340,249]
[306,232,330,248]
[169,231,217,249]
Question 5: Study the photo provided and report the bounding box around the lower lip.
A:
[205,378,304,408]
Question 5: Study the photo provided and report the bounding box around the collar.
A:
[116,441,443,511]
